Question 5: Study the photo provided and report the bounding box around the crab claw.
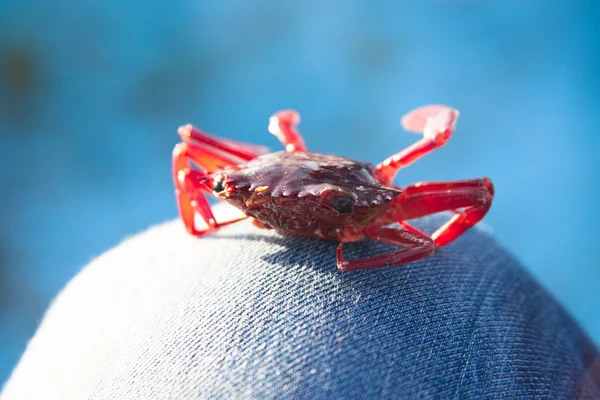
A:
[268,109,307,153]
[401,105,459,147]
[375,104,461,184]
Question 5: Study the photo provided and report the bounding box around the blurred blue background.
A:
[1,0,599,386]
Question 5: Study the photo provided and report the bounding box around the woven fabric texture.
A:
[3,210,599,399]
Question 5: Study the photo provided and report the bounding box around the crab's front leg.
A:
[337,226,435,272]
[376,105,459,185]
[173,125,265,236]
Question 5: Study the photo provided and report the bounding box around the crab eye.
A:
[212,177,226,194]
[332,196,354,214]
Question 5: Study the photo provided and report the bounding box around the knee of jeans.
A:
[3,212,598,400]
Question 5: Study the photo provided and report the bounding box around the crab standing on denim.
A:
[172,105,494,271]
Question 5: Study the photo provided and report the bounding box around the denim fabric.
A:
[3,210,599,399]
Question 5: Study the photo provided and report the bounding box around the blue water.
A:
[1,0,599,385]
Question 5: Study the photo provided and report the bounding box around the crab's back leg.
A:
[268,110,308,152]
[375,105,459,185]
[178,124,269,162]
[173,127,265,236]
[337,226,435,272]
[394,177,494,247]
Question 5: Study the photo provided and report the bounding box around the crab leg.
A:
[395,177,494,247]
[268,110,308,152]
[376,105,459,185]
[337,226,435,272]
[173,127,265,235]
[175,171,247,236]
[178,124,268,162]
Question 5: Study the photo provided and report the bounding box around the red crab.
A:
[172,105,494,272]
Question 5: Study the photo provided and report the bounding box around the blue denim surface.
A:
[3,213,599,399]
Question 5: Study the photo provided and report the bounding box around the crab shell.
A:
[210,151,402,242]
